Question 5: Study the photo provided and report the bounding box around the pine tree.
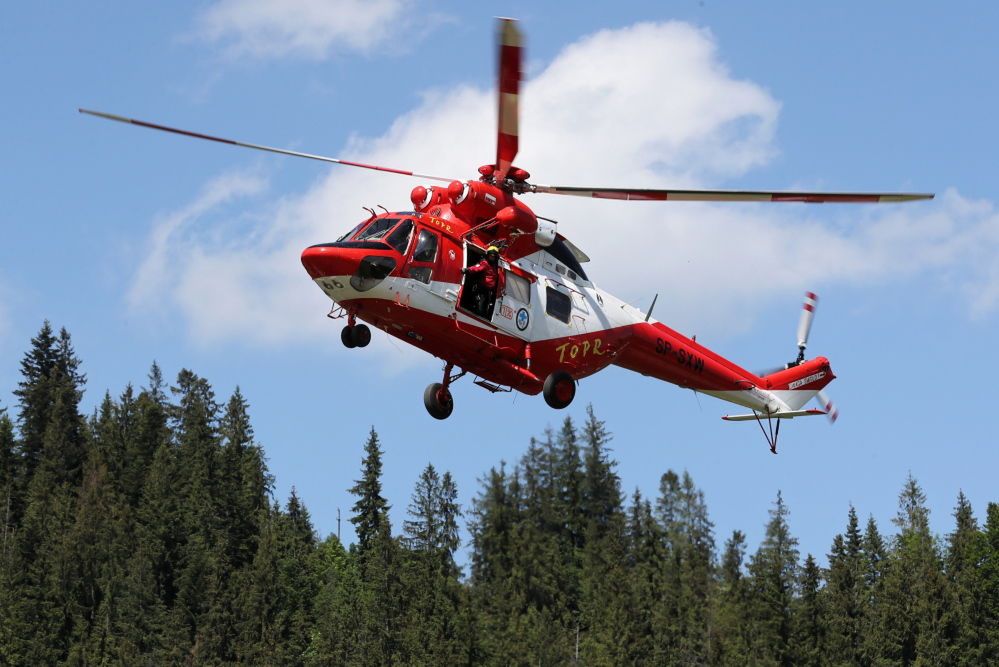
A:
[13,322,60,486]
[577,407,631,663]
[650,469,715,662]
[122,364,170,507]
[625,489,662,662]
[825,505,865,662]
[64,438,132,663]
[349,428,390,554]
[872,474,953,664]
[945,491,986,665]
[236,493,316,664]
[348,427,402,663]
[468,463,522,661]
[792,554,824,666]
[514,435,567,616]
[553,417,584,572]
[400,465,464,664]
[0,326,86,663]
[747,491,800,666]
[859,513,888,664]
[219,388,270,569]
[0,410,15,558]
[307,534,365,665]
[980,503,999,661]
[712,529,753,665]
[169,370,237,661]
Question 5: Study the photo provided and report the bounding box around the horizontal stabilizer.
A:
[722,409,828,422]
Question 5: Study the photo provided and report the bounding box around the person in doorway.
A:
[462,245,505,318]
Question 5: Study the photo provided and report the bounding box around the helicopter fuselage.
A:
[300,195,834,420]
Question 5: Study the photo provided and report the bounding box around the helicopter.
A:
[81,18,932,452]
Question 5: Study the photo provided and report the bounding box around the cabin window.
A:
[545,286,571,323]
[413,229,438,262]
[506,273,530,304]
[408,266,432,284]
[386,219,414,254]
[354,217,399,241]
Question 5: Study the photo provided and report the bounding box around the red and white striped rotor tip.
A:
[797,291,818,350]
[817,390,838,424]
[495,17,522,183]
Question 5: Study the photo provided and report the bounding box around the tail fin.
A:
[761,357,835,410]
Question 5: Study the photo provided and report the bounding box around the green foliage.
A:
[747,490,799,666]
[0,324,997,665]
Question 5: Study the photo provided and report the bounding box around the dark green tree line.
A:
[1,322,998,665]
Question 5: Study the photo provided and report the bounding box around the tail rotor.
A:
[817,389,839,423]
[795,291,818,365]
[793,291,839,423]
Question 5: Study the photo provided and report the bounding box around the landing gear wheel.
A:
[543,371,576,410]
[352,324,371,347]
[341,324,371,348]
[424,382,454,420]
[341,326,356,348]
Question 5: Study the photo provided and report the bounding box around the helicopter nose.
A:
[301,245,358,279]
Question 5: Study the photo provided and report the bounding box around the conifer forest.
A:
[2,322,998,666]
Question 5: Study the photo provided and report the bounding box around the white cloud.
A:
[195,0,412,60]
[132,21,999,353]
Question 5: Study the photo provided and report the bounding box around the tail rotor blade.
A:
[817,390,839,423]
[797,291,818,351]
[495,17,522,182]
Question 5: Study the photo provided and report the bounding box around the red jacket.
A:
[466,260,505,293]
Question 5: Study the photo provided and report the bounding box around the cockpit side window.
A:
[386,219,414,254]
[354,217,400,241]
[413,229,438,263]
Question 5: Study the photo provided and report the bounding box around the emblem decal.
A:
[516,308,530,331]
[448,249,456,261]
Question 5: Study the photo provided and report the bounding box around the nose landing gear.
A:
[340,313,371,348]
[340,324,371,348]
[424,362,466,420]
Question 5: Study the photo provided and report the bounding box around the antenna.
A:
[644,293,658,322]
[337,507,341,542]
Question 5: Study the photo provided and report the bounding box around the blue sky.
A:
[3,1,998,566]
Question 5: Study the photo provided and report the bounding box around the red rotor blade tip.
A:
[495,18,522,182]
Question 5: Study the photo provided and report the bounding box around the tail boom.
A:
[613,321,835,414]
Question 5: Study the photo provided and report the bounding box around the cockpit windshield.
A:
[354,217,400,241]
[335,219,368,243]
[328,216,413,251]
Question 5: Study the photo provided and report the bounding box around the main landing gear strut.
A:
[340,313,371,349]
[754,411,781,455]
[424,362,467,420]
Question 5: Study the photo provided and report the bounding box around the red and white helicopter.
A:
[82,19,931,451]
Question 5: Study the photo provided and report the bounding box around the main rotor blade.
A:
[79,108,455,183]
[529,184,934,203]
[495,18,523,182]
